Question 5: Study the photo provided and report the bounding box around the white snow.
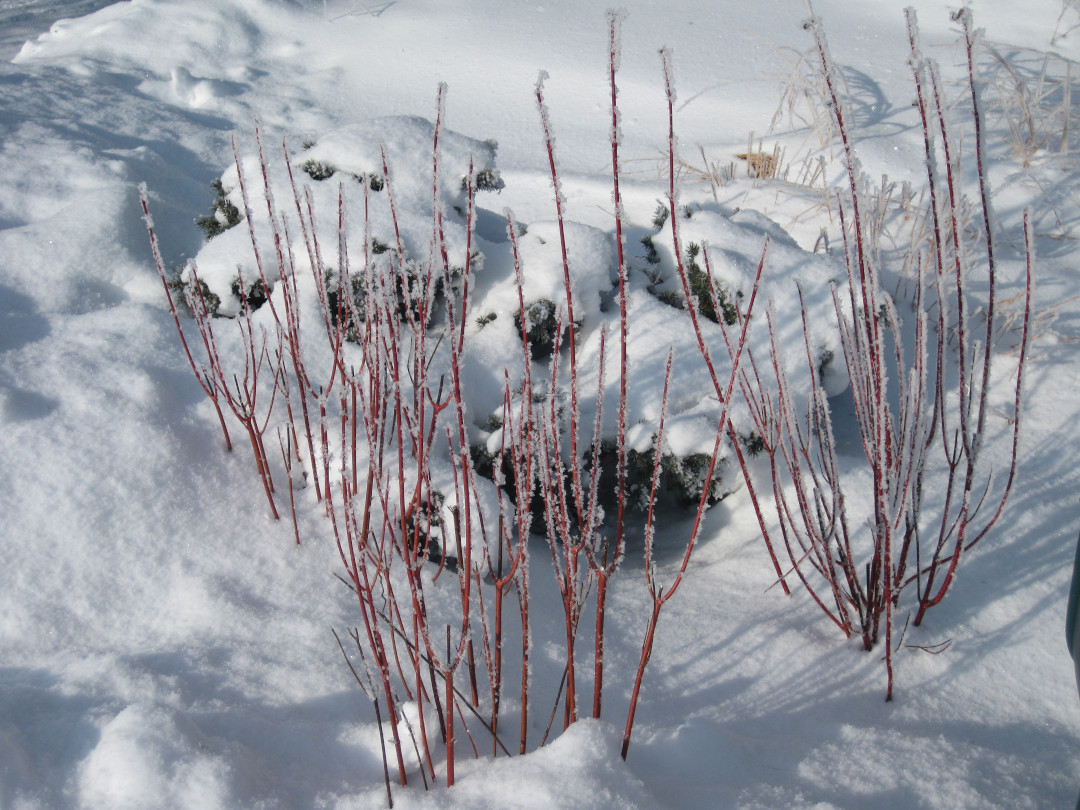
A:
[2,0,1079,808]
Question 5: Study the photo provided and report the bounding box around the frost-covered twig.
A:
[739,10,1032,700]
[621,48,764,759]
[139,186,233,452]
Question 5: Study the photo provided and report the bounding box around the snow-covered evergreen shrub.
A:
[588,439,732,511]
[516,298,562,361]
[147,14,858,781]
[230,276,269,311]
[194,179,241,240]
[181,110,845,520]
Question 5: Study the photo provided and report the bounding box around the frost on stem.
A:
[153,10,808,792]
[659,47,679,208]
[738,9,1032,701]
[140,185,233,451]
[607,8,626,147]
[534,71,564,209]
[621,45,766,759]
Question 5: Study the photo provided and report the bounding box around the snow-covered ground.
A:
[2,0,1079,807]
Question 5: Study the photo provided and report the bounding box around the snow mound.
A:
[78,704,243,810]
[352,720,658,810]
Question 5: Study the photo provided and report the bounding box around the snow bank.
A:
[1,0,1079,808]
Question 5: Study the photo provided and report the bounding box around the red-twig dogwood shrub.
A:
[697,9,1033,701]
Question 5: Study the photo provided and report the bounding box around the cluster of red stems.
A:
[139,7,1031,802]
[735,9,1031,701]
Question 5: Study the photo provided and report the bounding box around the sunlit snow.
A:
[1,1,1079,808]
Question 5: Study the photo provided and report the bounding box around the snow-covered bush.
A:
[145,7,1028,798]
[692,9,1033,701]
[176,127,841,508]
[194,178,241,240]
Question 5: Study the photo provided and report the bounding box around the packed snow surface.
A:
[2,0,1080,808]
